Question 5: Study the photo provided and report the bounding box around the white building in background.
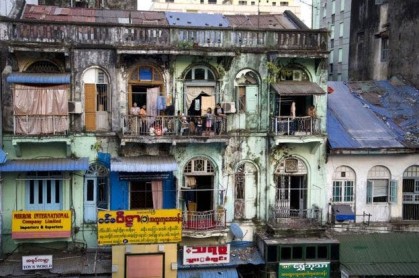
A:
[313,0,351,81]
[0,0,14,16]
[151,0,313,27]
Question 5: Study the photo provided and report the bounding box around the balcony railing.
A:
[182,209,226,231]
[270,116,321,136]
[123,115,227,137]
[1,20,328,53]
[268,205,323,225]
[14,115,68,135]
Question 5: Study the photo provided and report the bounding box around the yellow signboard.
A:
[12,210,72,239]
[97,209,182,245]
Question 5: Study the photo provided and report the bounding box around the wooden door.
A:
[85,84,96,131]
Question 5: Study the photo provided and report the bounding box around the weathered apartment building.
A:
[0,2,340,277]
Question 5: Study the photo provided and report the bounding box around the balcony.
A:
[2,19,328,55]
[182,209,228,238]
[267,205,324,237]
[14,115,69,135]
[120,115,229,145]
[270,116,321,136]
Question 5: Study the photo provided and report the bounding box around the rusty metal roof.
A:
[327,78,419,150]
[20,4,303,29]
[271,81,326,95]
[22,4,168,25]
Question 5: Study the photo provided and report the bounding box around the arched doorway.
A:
[274,157,308,215]
[84,162,109,223]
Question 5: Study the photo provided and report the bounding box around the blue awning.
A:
[332,204,355,221]
[177,268,238,278]
[6,73,71,84]
[111,156,177,172]
[0,149,7,164]
[0,157,89,172]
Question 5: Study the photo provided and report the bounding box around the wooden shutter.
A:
[84,84,96,131]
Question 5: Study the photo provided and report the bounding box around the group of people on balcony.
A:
[178,103,225,136]
[129,102,226,136]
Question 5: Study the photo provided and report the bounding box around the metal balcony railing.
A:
[182,209,226,231]
[268,205,323,225]
[270,116,321,136]
[123,115,227,137]
[1,20,328,53]
[14,115,69,135]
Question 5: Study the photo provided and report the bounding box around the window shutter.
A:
[389,180,397,203]
[366,181,372,203]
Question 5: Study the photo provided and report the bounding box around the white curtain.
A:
[185,86,215,111]
[152,180,163,209]
[14,84,68,134]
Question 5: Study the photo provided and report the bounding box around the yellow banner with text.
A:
[97,209,182,245]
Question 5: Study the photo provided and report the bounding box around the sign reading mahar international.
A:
[183,245,230,265]
[97,209,182,245]
[22,255,53,270]
[12,211,72,239]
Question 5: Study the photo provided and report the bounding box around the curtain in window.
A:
[185,86,214,111]
[152,180,163,209]
[14,84,68,134]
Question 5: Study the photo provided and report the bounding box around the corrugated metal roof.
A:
[20,4,300,30]
[166,12,229,27]
[0,157,89,172]
[271,81,326,95]
[225,14,298,29]
[0,149,7,164]
[178,268,238,278]
[110,156,177,172]
[337,233,419,276]
[6,73,71,84]
[22,4,168,25]
[327,81,409,149]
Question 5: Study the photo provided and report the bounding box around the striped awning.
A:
[111,156,177,172]
[6,73,71,84]
[0,157,89,172]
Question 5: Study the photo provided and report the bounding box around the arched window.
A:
[83,67,110,131]
[235,69,259,113]
[402,165,419,220]
[367,166,395,204]
[332,166,355,202]
[84,162,109,223]
[26,60,61,73]
[234,161,258,219]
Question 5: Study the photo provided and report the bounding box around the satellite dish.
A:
[230,223,244,240]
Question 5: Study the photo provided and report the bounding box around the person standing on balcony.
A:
[205,107,213,134]
[290,101,296,135]
[139,104,147,132]
[307,105,317,132]
[130,102,140,115]
[214,103,225,135]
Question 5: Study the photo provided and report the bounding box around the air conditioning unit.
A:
[68,101,83,114]
[221,102,236,113]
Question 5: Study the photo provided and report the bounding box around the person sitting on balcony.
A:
[214,103,225,135]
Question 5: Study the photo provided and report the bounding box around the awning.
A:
[0,157,89,172]
[111,156,177,172]
[0,149,7,164]
[177,268,238,278]
[271,81,326,95]
[332,204,355,221]
[6,73,71,84]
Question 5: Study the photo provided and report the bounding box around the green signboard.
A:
[278,262,330,278]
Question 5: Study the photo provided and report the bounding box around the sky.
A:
[138,0,152,10]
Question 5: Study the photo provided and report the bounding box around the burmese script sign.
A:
[12,211,72,239]
[97,209,182,245]
[279,262,330,278]
[183,245,230,265]
[22,255,53,270]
